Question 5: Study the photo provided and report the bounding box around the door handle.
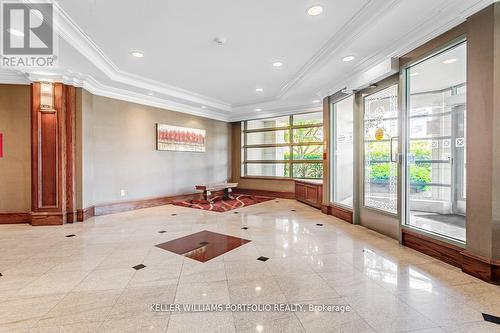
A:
[390,136,399,163]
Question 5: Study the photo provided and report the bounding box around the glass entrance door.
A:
[358,79,401,238]
[363,85,399,214]
[404,40,467,242]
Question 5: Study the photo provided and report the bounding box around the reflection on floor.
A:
[0,200,498,332]
[410,211,466,242]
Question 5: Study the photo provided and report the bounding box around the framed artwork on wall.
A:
[156,124,206,152]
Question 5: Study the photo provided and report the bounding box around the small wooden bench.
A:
[195,183,238,202]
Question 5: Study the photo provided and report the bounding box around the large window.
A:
[242,112,323,179]
[331,96,354,208]
[404,40,467,242]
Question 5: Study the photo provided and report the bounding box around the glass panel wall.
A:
[241,112,323,179]
[331,95,354,208]
[363,85,399,214]
[405,41,467,242]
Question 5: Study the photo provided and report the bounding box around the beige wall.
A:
[0,84,31,211]
[78,91,231,207]
[230,122,295,193]
[466,6,494,258]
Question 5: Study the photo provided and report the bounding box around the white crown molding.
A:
[49,1,232,112]
[0,70,30,84]
[13,0,494,123]
[316,0,494,101]
[276,0,401,100]
[24,69,231,121]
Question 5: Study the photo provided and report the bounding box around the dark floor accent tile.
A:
[257,256,269,262]
[0,273,2,277]
[132,264,146,270]
[66,234,76,238]
[241,227,248,230]
[291,209,296,212]
[316,223,323,226]
[171,214,177,216]
[158,230,167,234]
[483,313,500,325]
[233,211,239,214]
[155,230,251,263]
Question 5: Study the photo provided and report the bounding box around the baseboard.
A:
[2,189,291,224]
[74,189,292,222]
[233,188,295,199]
[31,212,65,226]
[402,228,500,285]
[0,212,31,224]
[322,204,353,223]
[76,206,95,222]
[75,192,201,221]
[402,228,463,268]
[461,251,500,285]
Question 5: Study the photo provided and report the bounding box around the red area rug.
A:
[172,194,273,212]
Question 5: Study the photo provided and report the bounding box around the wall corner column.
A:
[30,82,77,226]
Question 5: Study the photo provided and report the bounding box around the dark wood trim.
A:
[31,82,40,212]
[76,206,95,222]
[399,23,466,66]
[461,251,500,285]
[322,204,353,223]
[64,86,76,223]
[93,192,201,216]
[0,212,31,224]
[402,229,463,268]
[30,83,67,225]
[5,188,295,224]
[402,229,500,284]
[233,188,295,199]
[31,212,65,226]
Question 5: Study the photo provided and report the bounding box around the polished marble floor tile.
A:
[0,200,497,332]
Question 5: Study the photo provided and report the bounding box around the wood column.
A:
[30,82,76,225]
[65,86,77,223]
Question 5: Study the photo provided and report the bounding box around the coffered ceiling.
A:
[0,0,493,121]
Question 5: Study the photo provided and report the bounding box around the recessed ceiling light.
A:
[272,61,283,67]
[8,29,24,37]
[255,108,262,112]
[131,51,144,58]
[255,88,264,92]
[307,5,323,16]
[342,55,355,62]
[443,58,457,64]
[213,37,227,46]
[410,72,419,77]
[148,92,153,96]
[201,105,207,109]
[312,99,320,103]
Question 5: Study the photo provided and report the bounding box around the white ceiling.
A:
[0,0,493,121]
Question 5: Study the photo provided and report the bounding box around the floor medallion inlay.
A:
[155,230,251,262]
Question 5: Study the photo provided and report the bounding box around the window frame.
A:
[330,94,355,209]
[242,112,324,179]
